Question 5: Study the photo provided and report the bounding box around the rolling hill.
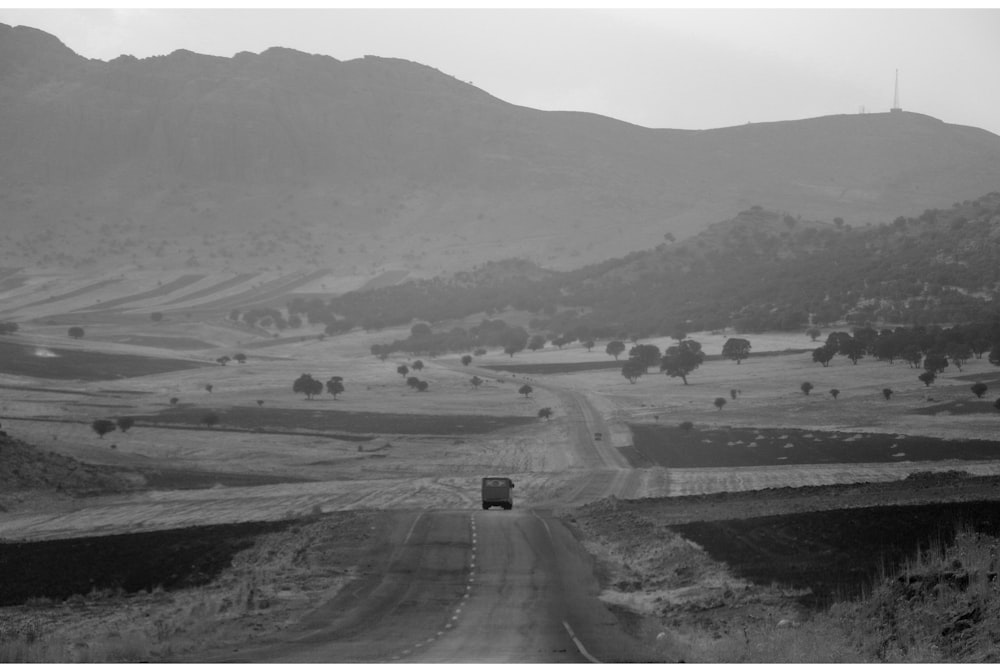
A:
[3,22,1000,276]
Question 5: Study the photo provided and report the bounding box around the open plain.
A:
[2,268,1000,661]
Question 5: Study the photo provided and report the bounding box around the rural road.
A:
[213,509,656,663]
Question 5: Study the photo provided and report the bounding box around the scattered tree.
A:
[205,383,213,393]
[807,328,822,342]
[412,360,424,371]
[518,384,533,398]
[528,334,547,352]
[730,388,738,400]
[256,399,264,407]
[621,358,646,384]
[216,356,231,366]
[538,407,553,420]
[407,376,421,389]
[801,381,814,396]
[971,382,989,399]
[660,340,705,385]
[0,321,19,335]
[68,326,85,340]
[416,380,429,392]
[470,376,483,389]
[91,419,116,438]
[994,397,1000,412]
[721,338,751,364]
[812,346,835,367]
[169,397,179,406]
[629,344,662,370]
[830,388,840,400]
[461,355,473,366]
[116,417,135,433]
[714,397,727,410]
[583,340,595,352]
[150,312,163,322]
[918,371,936,387]
[293,373,323,399]
[202,413,220,428]
[233,353,247,364]
[924,354,949,376]
[326,376,345,400]
[882,388,893,400]
[605,340,626,360]
[397,364,409,379]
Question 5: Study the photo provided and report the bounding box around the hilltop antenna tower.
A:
[890,69,902,113]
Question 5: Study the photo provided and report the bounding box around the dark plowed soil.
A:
[629,424,1000,467]
[133,405,537,435]
[0,519,301,606]
[672,500,1000,606]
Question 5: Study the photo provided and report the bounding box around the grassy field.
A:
[3,270,1000,661]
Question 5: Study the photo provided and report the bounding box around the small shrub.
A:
[882,388,893,400]
[800,381,814,396]
[830,388,840,400]
[971,382,988,399]
[714,397,727,410]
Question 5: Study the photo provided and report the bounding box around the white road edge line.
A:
[562,620,601,664]
[532,510,602,664]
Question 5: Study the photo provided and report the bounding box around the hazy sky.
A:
[1,6,999,136]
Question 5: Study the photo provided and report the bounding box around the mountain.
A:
[317,192,1000,341]
[3,22,1000,275]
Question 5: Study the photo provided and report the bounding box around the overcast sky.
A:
[1,6,998,136]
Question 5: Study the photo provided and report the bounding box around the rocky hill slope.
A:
[3,22,1000,274]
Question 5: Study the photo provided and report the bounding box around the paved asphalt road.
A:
[218,509,658,663]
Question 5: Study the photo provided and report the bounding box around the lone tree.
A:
[971,382,989,399]
[91,419,116,438]
[537,407,553,420]
[233,353,247,364]
[216,356,231,366]
[116,416,135,433]
[202,413,220,428]
[68,326,85,339]
[621,358,645,384]
[721,338,751,364]
[660,340,705,385]
[918,371,936,387]
[470,376,483,389]
[583,340,595,352]
[461,355,473,366]
[882,388,894,400]
[293,373,323,400]
[397,364,409,379]
[605,340,626,360]
[713,397,727,410]
[801,381,814,396]
[326,376,345,400]
[518,384,534,398]
[412,360,424,371]
[830,388,840,400]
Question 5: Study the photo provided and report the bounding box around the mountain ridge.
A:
[2,22,1000,275]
